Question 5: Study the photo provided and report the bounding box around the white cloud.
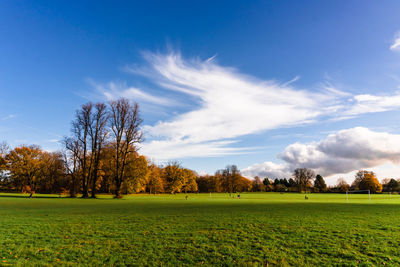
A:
[96,51,400,161]
[136,52,350,159]
[344,93,400,116]
[142,139,250,162]
[242,127,400,183]
[90,80,175,106]
[390,33,400,51]
[241,161,292,179]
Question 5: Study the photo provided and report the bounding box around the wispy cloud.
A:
[142,139,251,161]
[96,51,400,161]
[242,127,400,182]
[136,52,346,159]
[89,80,176,106]
[344,93,400,116]
[390,32,400,51]
[1,114,16,120]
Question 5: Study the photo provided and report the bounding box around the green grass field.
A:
[1,193,400,266]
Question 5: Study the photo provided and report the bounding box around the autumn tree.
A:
[147,164,164,194]
[121,154,148,194]
[109,98,143,198]
[6,145,45,197]
[236,176,253,192]
[351,170,382,193]
[293,168,315,193]
[220,165,242,193]
[359,172,382,193]
[196,174,223,193]
[162,162,185,193]
[98,142,116,194]
[38,151,67,193]
[181,168,198,193]
[252,176,266,192]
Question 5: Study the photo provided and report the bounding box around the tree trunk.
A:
[91,168,97,198]
[114,178,122,198]
[70,174,77,198]
[82,180,89,198]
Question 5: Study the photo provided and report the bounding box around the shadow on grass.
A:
[0,194,126,200]
[0,194,67,199]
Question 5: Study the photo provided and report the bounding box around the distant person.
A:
[185,195,188,200]
[305,195,308,200]
[238,193,241,199]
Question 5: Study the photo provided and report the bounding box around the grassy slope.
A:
[0,193,399,266]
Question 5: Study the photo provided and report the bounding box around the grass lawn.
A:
[1,192,400,266]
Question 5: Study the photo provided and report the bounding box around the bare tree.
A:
[0,141,10,183]
[62,137,81,197]
[71,103,93,198]
[88,103,109,198]
[109,98,143,198]
[293,168,315,193]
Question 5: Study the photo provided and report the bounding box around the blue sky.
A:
[1,1,400,184]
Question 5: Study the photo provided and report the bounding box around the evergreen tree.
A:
[314,174,327,192]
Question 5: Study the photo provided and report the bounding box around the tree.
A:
[63,138,81,197]
[181,168,198,193]
[252,176,266,192]
[236,176,253,192]
[0,142,9,170]
[384,178,399,192]
[352,170,368,190]
[293,168,315,193]
[122,154,148,194]
[275,183,287,192]
[109,98,143,198]
[196,174,223,193]
[88,103,109,198]
[147,164,164,194]
[263,178,271,186]
[0,142,9,186]
[220,165,242,193]
[359,171,382,193]
[336,178,350,193]
[71,102,93,198]
[352,170,382,193]
[6,145,45,197]
[162,162,194,193]
[314,174,327,192]
[288,178,297,191]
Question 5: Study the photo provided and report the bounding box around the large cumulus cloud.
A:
[242,127,400,178]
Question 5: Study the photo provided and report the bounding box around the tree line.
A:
[249,169,397,194]
[0,98,398,197]
[0,98,254,198]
